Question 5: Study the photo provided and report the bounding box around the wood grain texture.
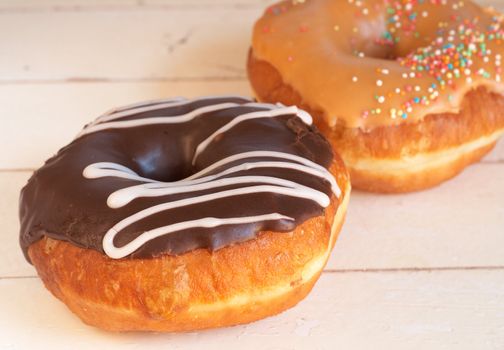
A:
[0,9,254,81]
[0,0,273,11]
[328,162,504,270]
[0,81,250,169]
[484,138,504,163]
[1,271,503,349]
[0,173,31,278]
[0,0,500,10]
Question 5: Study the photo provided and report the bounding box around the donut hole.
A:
[351,28,428,61]
[135,154,190,182]
[353,40,398,60]
[353,39,426,61]
[349,12,437,61]
[350,22,400,60]
[132,142,194,183]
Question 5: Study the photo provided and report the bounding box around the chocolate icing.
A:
[19,96,335,261]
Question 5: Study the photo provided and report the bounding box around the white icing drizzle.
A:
[83,152,339,208]
[105,176,329,209]
[78,102,240,138]
[81,96,339,259]
[83,162,156,183]
[185,150,332,182]
[100,96,186,119]
[94,95,252,125]
[192,106,312,164]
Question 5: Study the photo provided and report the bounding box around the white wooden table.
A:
[1,1,503,348]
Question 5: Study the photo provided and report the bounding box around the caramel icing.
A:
[252,0,504,130]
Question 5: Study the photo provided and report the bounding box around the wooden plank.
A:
[327,162,504,270]
[0,81,250,169]
[0,0,272,11]
[2,1,500,82]
[0,9,256,81]
[0,173,32,278]
[0,0,137,11]
[0,0,499,11]
[144,0,274,7]
[1,270,503,349]
[483,138,504,163]
[3,162,503,277]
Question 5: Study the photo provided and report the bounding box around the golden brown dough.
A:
[248,51,504,192]
[28,161,350,332]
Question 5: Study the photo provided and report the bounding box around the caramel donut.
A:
[19,96,350,332]
[248,0,504,192]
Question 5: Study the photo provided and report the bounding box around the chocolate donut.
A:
[20,95,350,332]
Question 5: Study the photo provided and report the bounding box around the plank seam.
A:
[0,4,266,14]
[481,159,504,164]
[324,266,504,274]
[0,275,39,280]
[3,265,504,280]
[0,76,248,85]
[0,169,35,172]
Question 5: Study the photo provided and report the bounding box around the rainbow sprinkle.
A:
[355,0,504,121]
[264,0,504,122]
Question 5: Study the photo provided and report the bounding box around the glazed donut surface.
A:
[251,0,504,129]
[20,96,340,260]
